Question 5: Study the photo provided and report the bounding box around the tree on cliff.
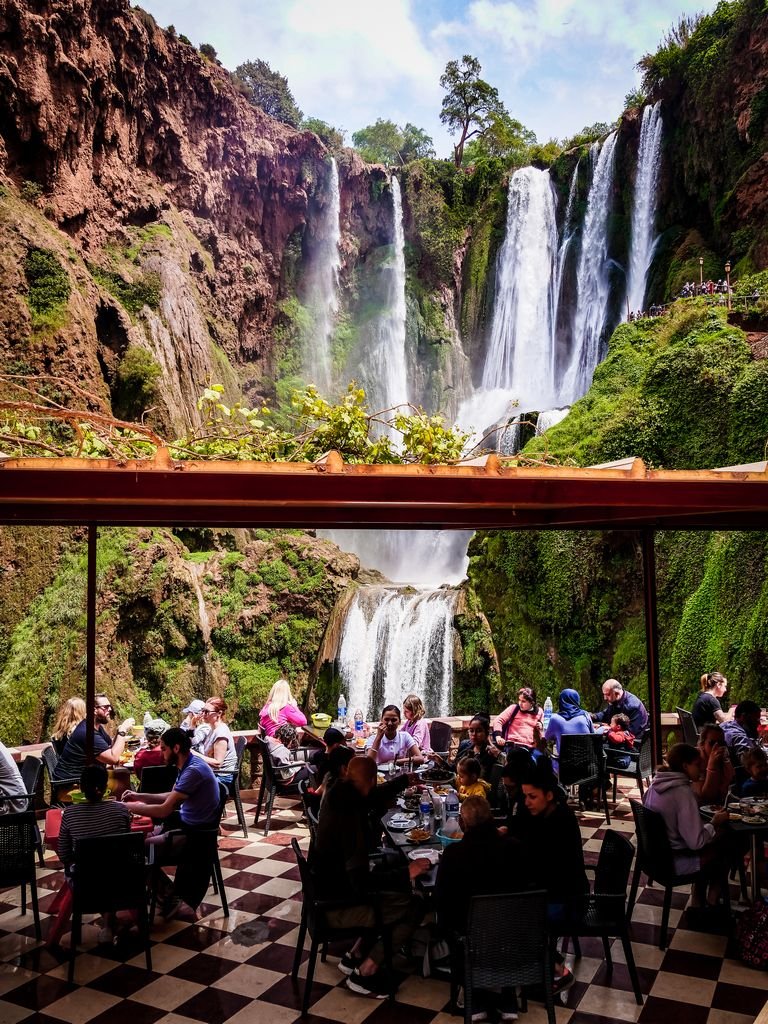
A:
[462,110,536,167]
[440,55,506,167]
[234,60,302,127]
[352,119,434,165]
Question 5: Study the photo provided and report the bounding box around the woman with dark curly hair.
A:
[492,687,544,752]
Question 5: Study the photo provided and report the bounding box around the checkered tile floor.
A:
[1,782,767,1024]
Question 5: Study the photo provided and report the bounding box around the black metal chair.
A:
[676,707,700,746]
[627,799,727,949]
[19,756,44,865]
[461,891,556,1024]
[68,830,151,981]
[42,746,79,807]
[226,736,249,838]
[290,837,394,1016]
[557,830,643,1004]
[610,729,654,802]
[559,733,611,823]
[429,720,453,759]
[297,777,320,844]
[487,761,506,811]
[138,764,178,794]
[0,811,41,940]
[148,782,229,924]
[253,736,303,836]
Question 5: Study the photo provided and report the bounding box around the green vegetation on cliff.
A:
[469,303,768,713]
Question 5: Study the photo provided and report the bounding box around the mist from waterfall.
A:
[303,158,341,394]
[626,102,664,315]
[337,587,459,718]
[560,132,619,402]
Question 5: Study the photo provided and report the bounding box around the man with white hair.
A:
[592,678,648,738]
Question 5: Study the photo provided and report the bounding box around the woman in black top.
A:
[450,715,501,780]
[692,672,731,728]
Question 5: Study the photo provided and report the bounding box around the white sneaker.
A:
[500,1013,519,1021]
[471,1013,488,1023]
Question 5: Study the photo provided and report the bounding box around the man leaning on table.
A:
[53,693,135,783]
[591,679,649,738]
[122,727,221,918]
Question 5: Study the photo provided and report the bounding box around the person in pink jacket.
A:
[259,679,307,737]
[492,687,544,751]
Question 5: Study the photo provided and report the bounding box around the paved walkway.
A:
[0,782,767,1024]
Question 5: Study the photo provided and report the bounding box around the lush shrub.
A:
[23,248,71,331]
[90,265,161,319]
[113,346,162,421]
[20,181,43,203]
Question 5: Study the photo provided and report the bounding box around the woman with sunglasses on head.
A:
[197,697,238,784]
[492,687,544,753]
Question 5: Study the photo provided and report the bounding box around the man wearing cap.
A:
[180,699,210,751]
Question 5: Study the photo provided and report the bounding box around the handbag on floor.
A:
[735,897,768,968]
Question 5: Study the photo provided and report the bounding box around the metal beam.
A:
[85,524,97,764]
[641,529,662,766]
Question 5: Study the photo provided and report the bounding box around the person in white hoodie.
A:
[644,743,729,906]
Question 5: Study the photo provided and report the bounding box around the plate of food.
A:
[388,814,417,831]
[728,812,743,821]
[699,804,717,816]
[406,848,440,863]
[742,815,767,825]
[406,826,433,844]
[421,769,454,783]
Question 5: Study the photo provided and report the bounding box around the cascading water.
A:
[535,408,570,436]
[359,175,408,419]
[625,102,663,315]
[560,132,619,402]
[459,167,560,447]
[554,162,580,306]
[337,587,459,718]
[303,158,342,393]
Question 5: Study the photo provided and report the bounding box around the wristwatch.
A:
[117,729,127,737]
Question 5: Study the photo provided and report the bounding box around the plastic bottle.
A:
[419,792,433,832]
[443,789,460,835]
[337,693,347,726]
[354,708,364,745]
[431,790,445,830]
[543,696,553,732]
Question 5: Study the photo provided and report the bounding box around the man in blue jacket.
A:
[592,679,649,738]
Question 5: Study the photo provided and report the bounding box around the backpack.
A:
[735,898,768,969]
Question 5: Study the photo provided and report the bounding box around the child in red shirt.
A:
[605,713,635,769]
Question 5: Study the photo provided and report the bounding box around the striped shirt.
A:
[57,800,131,865]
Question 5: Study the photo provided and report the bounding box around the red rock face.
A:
[0,0,392,413]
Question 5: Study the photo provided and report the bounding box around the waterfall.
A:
[535,407,570,436]
[554,161,579,305]
[626,102,663,315]
[480,167,560,405]
[560,132,619,402]
[186,561,211,647]
[319,528,470,586]
[337,586,459,719]
[304,158,342,393]
[360,175,408,418]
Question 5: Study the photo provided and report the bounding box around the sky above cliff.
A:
[140,0,717,154]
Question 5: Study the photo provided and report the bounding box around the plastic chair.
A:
[461,891,556,1024]
[610,729,654,802]
[253,736,303,836]
[558,733,611,823]
[148,782,229,924]
[676,707,700,746]
[19,756,44,865]
[0,811,41,940]
[226,736,248,838]
[557,830,643,1004]
[138,764,178,794]
[290,837,394,1016]
[627,799,726,949]
[68,830,151,980]
[429,720,453,759]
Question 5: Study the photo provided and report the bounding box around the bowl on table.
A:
[438,827,462,843]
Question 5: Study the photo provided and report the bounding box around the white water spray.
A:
[626,102,663,315]
[304,158,342,393]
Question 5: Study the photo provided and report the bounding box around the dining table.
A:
[701,797,768,903]
[380,805,447,889]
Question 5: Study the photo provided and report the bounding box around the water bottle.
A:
[543,696,553,732]
[419,792,433,832]
[337,692,347,726]
[354,708,364,746]
[444,789,460,835]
